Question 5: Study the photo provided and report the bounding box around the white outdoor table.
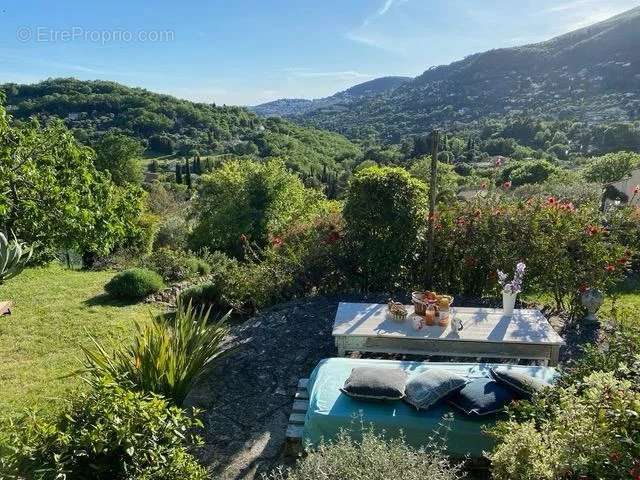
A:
[332,302,565,366]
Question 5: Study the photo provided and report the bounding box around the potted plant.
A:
[497,262,526,315]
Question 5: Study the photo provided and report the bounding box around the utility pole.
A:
[425,129,440,289]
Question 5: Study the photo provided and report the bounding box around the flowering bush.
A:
[423,195,628,310]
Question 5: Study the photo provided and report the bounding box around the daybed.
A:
[301,357,557,457]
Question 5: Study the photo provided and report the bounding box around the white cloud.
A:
[284,67,375,81]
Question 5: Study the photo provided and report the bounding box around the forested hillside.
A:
[299,7,640,143]
[0,78,361,181]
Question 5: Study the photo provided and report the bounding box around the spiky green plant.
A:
[82,299,232,406]
[0,232,33,284]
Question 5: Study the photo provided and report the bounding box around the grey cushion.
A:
[491,367,550,399]
[448,378,515,416]
[404,369,468,410]
[340,367,407,401]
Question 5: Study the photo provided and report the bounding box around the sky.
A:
[1,0,639,106]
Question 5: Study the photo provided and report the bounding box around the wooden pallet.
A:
[284,378,309,457]
[0,301,12,316]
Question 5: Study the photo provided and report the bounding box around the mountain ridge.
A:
[273,6,640,142]
[250,75,411,117]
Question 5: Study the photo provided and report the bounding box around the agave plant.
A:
[82,298,232,406]
[0,232,33,284]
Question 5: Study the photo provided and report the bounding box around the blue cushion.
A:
[404,369,468,410]
[448,378,516,416]
[491,367,550,399]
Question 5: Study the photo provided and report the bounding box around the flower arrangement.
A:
[497,262,526,295]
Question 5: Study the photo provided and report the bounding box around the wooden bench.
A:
[285,378,309,457]
[0,301,12,316]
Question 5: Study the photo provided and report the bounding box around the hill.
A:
[251,75,411,117]
[0,78,361,178]
[299,7,640,142]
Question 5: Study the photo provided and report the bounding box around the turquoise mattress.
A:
[303,358,557,457]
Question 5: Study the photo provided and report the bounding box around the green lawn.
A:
[0,264,156,419]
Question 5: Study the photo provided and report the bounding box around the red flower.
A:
[473,208,482,218]
[502,180,512,190]
[617,257,628,266]
[271,236,284,248]
[455,217,467,227]
[547,196,557,205]
[578,283,589,294]
[609,451,621,463]
[605,263,616,272]
[585,225,601,236]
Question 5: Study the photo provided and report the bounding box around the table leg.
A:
[549,346,560,366]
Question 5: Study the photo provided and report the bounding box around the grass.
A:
[0,264,157,420]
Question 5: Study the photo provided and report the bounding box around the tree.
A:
[343,166,427,291]
[582,151,640,185]
[0,105,145,263]
[408,158,460,202]
[582,152,640,211]
[189,159,324,255]
[175,163,183,184]
[184,158,192,189]
[94,132,144,186]
[501,160,561,187]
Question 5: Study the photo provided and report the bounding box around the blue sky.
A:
[1,0,638,105]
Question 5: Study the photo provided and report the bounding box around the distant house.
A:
[610,168,640,206]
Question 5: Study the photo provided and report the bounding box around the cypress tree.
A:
[175,163,182,183]
[185,158,192,189]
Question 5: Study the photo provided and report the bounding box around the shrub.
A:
[105,268,165,300]
[82,299,231,406]
[264,425,463,480]
[0,379,207,479]
[489,316,640,479]
[142,248,210,282]
[489,372,640,480]
[344,166,427,291]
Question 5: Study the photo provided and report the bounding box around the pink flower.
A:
[502,180,512,190]
[605,263,616,272]
[634,185,640,195]
[271,236,284,248]
[239,233,248,244]
[494,157,503,167]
